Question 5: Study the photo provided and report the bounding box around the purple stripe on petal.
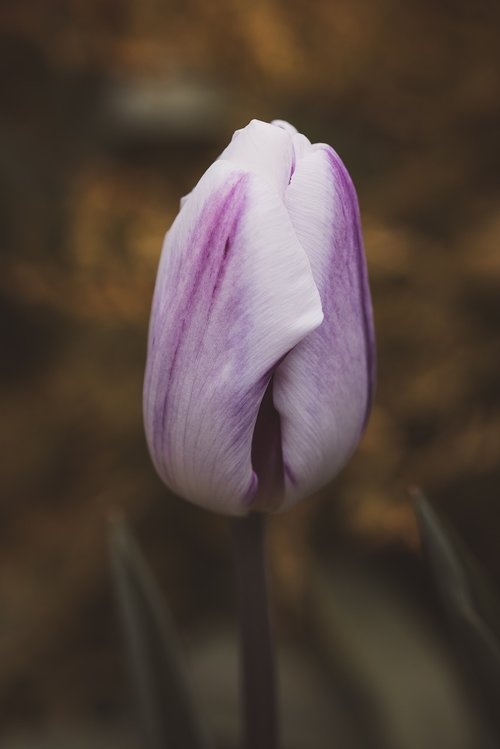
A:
[144,157,323,514]
[147,170,249,481]
[320,146,376,429]
[273,142,376,507]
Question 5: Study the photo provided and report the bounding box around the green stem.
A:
[232,512,277,749]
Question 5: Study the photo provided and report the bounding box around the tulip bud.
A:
[144,119,375,515]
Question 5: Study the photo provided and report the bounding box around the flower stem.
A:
[232,512,277,749]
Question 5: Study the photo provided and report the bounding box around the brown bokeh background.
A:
[1,1,499,747]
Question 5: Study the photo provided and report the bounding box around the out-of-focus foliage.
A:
[0,0,499,746]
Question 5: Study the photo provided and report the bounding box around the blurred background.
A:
[1,0,499,747]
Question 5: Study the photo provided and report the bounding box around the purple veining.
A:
[249,376,284,511]
[270,135,376,506]
[321,146,376,431]
[143,119,375,515]
[149,171,249,474]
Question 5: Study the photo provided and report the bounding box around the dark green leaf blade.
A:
[414,490,500,734]
[109,516,210,749]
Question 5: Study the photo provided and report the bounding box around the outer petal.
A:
[180,120,293,211]
[274,145,376,507]
[143,158,323,515]
[218,119,294,198]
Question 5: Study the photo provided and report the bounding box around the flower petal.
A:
[274,145,376,507]
[271,119,297,136]
[144,158,323,515]
[218,119,294,198]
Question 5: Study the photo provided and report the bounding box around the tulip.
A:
[143,119,375,515]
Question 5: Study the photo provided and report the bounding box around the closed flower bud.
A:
[143,119,375,515]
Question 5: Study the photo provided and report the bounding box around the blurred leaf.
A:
[110,516,210,749]
[415,490,500,734]
[309,556,478,749]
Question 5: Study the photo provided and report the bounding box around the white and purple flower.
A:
[143,119,375,515]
